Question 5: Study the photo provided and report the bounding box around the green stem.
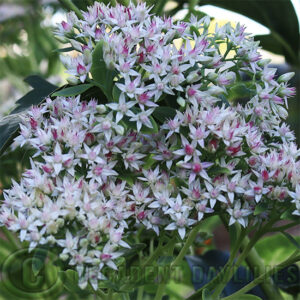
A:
[137,286,144,300]
[58,0,83,19]
[154,283,165,300]
[223,250,300,300]
[95,288,107,299]
[121,293,130,300]
[143,237,167,267]
[171,222,202,267]
[268,221,299,232]
[212,217,281,299]
[241,237,283,300]
[210,223,248,298]
[107,289,113,300]
[154,234,178,300]
[119,235,176,291]
[187,223,247,299]
[187,219,276,300]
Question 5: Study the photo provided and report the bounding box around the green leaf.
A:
[112,85,122,102]
[119,173,135,186]
[280,209,299,221]
[183,10,207,22]
[254,34,284,57]
[91,40,117,100]
[228,223,238,250]
[219,94,230,108]
[143,154,156,170]
[11,75,58,114]
[121,115,158,134]
[255,234,300,266]
[153,106,176,123]
[281,232,300,250]
[190,25,200,37]
[208,166,231,176]
[52,84,93,97]
[254,202,268,216]
[53,47,75,53]
[0,114,22,156]
[227,83,252,102]
[122,243,147,258]
[0,75,58,156]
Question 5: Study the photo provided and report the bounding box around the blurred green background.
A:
[0,1,299,299]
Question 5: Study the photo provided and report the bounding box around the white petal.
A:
[178,227,186,239]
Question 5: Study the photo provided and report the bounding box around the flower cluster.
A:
[1,1,299,290]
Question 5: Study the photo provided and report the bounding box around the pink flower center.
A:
[94,166,103,176]
[192,163,202,173]
[185,144,194,155]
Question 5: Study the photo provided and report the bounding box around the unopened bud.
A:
[80,238,89,248]
[55,36,69,44]
[208,85,224,96]
[47,236,55,244]
[92,258,101,265]
[258,59,271,67]
[207,72,218,81]
[97,104,106,114]
[70,39,82,51]
[60,253,69,261]
[56,218,64,227]
[277,105,288,119]
[278,72,295,83]
[67,76,80,85]
[83,49,92,65]
[177,96,186,107]
[198,56,213,64]
[187,71,201,83]
[115,125,124,135]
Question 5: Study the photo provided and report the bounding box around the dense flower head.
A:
[1,1,299,290]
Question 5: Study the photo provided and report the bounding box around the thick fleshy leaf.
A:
[254,34,284,56]
[254,202,268,216]
[255,234,300,266]
[280,232,300,250]
[10,75,57,114]
[227,83,253,102]
[53,47,75,53]
[91,40,117,100]
[153,106,177,123]
[52,84,93,97]
[122,243,147,258]
[0,114,22,156]
[0,75,58,156]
